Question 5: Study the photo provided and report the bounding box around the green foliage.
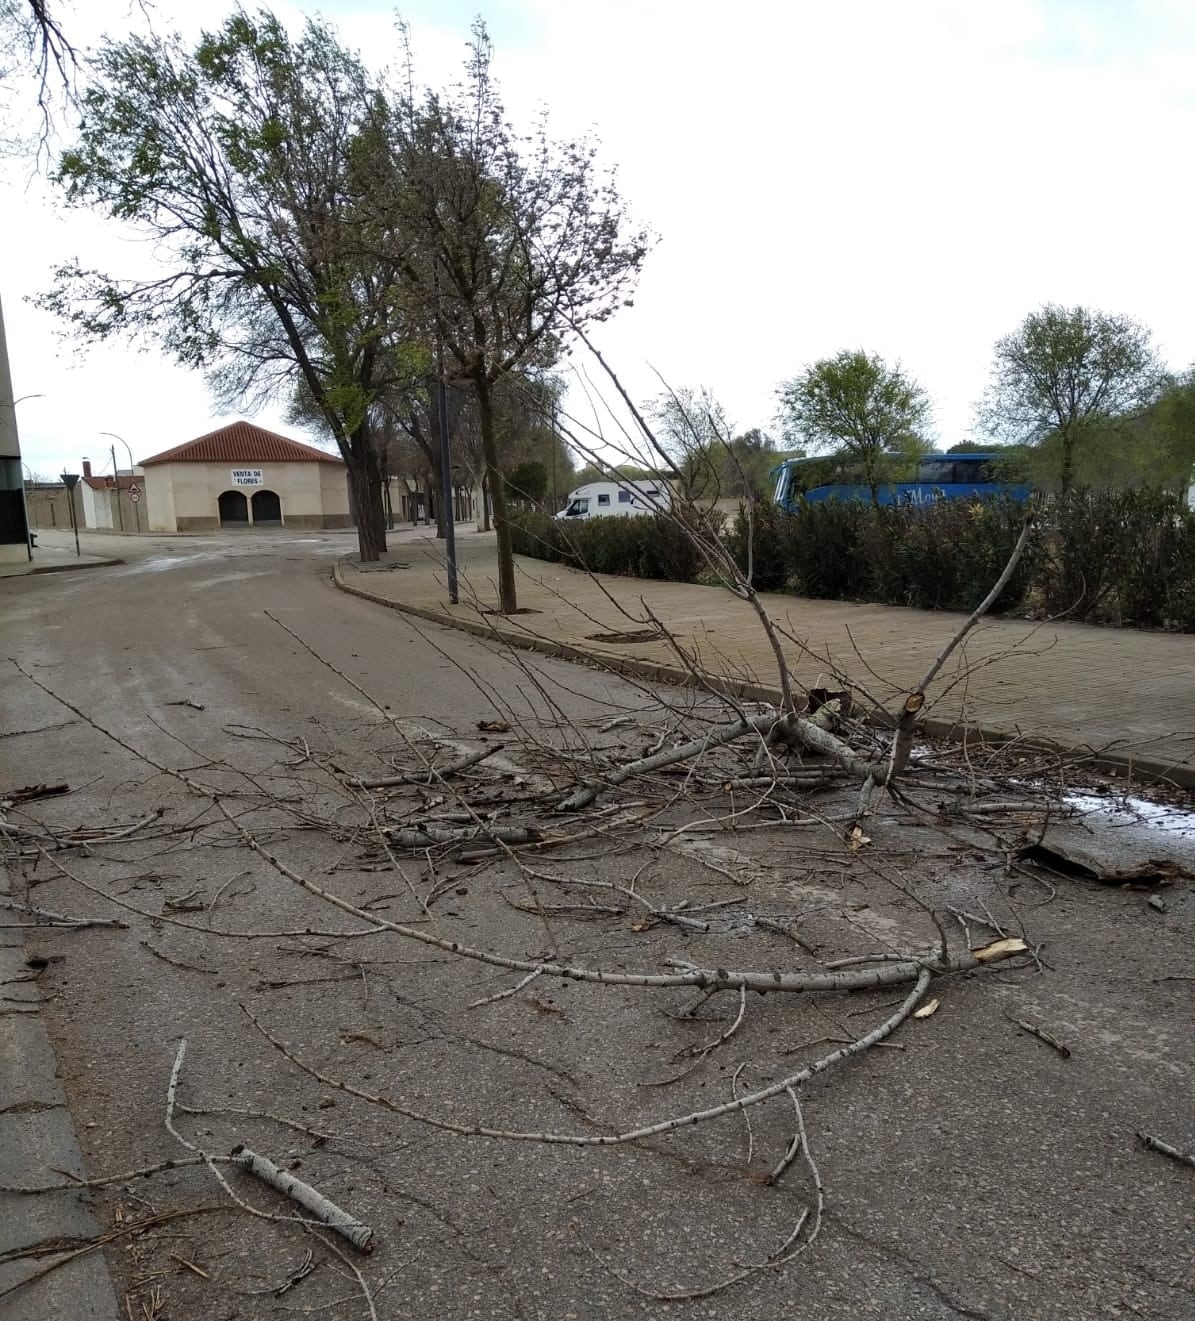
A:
[723,498,790,591]
[509,511,706,583]
[40,10,640,572]
[505,460,547,504]
[1038,487,1193,626]
[776,350,931,504]
[514,486,1195,631]
[980,304,1165,492]
[39,9,404,556]
[725,491,1194,631]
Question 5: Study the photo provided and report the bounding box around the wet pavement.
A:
[1,528,1192,1319]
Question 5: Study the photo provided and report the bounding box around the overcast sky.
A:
[3,0,1194,478]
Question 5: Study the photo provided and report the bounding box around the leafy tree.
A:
[777,350,930,506]
[381,22,649,612]
[1151,368,1195,487]
[979,303,1164,493]
[505,460,547,505]
[649,385,730,454]
[41,10,410,560]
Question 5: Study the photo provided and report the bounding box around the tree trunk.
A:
[475,375,517,613]
[347,423,387,562]
[1060,426,1075,494]
[419,387,448,537]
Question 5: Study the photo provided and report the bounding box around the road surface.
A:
[1,529,1192,1320]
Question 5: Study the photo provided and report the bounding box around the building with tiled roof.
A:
[140,421,344,468]
[135,421,350,532]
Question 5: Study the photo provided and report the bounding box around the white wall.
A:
[144,460,350,529]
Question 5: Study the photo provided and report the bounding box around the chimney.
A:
[82,458,92,478]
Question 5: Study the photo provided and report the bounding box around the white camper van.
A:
[555,480,671,521]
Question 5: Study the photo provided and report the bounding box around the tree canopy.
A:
[647,387,778,501]
[43,11,647,590]
[43,10,410,556]
[777,351,930,505]
[978,303,1164,493]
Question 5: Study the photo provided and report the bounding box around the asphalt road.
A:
[1,529,1193,1321]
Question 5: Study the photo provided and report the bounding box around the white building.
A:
[139,421,351,532]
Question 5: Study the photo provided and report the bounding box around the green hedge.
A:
[508,510,707,583]
[510,491,1195,632]
[725,489,1195,631]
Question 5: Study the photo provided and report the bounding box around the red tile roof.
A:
[140,421,343,466]
[82,474,140,491]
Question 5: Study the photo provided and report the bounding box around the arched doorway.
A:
[251,489,282,525]
[218,490,249,526]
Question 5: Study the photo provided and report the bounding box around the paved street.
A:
[1,529,1192,1320]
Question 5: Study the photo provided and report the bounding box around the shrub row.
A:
[725,489,1195,631]
[509,490,1195,632]
[508,510,708,583]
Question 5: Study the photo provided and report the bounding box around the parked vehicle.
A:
[772,452,1030,512]
[555,480,672,521]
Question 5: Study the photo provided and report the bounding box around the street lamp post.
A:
[109,444,124,531]
[99,431,141,533]
[60,472,81,556]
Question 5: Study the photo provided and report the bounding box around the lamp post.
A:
[60,472,81,556]
[431,264,459,604]
[99,431,141,533]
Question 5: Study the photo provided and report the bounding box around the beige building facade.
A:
[140,422,350,532]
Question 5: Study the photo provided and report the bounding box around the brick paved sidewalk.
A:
[335,529,1195,786]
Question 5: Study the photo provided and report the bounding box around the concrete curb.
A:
[1,558,125,580]
[332,561,1195,791]
[0,860,122,1319]
[28,558,125,576]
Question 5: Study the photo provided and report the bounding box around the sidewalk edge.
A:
[332,562,1195,792]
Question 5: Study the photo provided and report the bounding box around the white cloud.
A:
[3,0,1193,476]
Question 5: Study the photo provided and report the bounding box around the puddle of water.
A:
[132,555,189,573]
[1063,793,1195,840]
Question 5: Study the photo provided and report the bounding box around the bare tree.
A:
[381,22,649,611]
[0,0,75,132]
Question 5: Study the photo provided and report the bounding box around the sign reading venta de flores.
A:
[231,469,264,487]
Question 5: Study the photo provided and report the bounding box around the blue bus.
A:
[772,452,1030,511]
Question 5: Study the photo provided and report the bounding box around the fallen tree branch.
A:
[1004,1010,1071,1059]
[354,744,499,789]
[0,1208,233,1303]
[165,1039,374,1252]
[1137,1131,1195,1170]
[246,968,933,1149]
[559,711,780,811]
[388,822,540,850]
[230,1146,374,1252]
[0,897,125,929]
